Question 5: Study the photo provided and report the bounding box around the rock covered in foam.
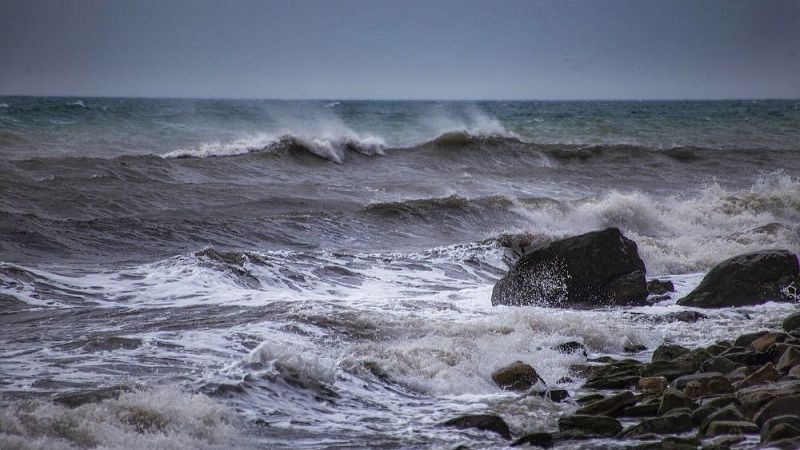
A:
[676,250,800,308]
[491,228,648,308]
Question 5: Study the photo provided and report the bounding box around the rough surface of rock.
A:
[442,414,511,439]
[647,279,675,295]
[676,250,800,308]
[558,415,622,437]
[784,312,800,333]
[652,344,691,363]
[762,416,800,442]
[702,420,759,437]
[492,228,648,307]
[576,391,636,417]
[491,361,543,391]
[658,388,698,415]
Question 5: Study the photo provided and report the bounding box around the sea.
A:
[1,97,799,449]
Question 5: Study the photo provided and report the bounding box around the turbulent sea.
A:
[1,97,799,449]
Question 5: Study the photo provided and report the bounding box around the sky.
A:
[0,0,798,100]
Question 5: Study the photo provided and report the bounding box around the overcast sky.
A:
[1,0,798,100]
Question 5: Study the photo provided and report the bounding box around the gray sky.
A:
[1,0,798,100]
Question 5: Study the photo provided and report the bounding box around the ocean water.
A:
[1,97,799,449]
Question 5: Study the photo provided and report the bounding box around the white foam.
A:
[0,387,241,450]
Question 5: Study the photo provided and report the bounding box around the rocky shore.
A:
[445,228,800,449]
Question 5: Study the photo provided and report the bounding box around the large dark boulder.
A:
[491,228,647,307]
[677,250,800,308]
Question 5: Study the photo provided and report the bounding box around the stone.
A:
[676,250,800,308]
[53,385,135,408]
[492,361,544,391]
[658,388,698,415]
[765,423,800,443]
[491,228,648,307]
[692,396,737,425]
[762,416,800,442]
[623,410,693,436]
[735,363,780,389]
[754,394,800,426]
[702,420,760,437]
[638,376,667,393]
[726,366,752,382]
[699,404,745,434]
[776,347,800,372]
[625,344,648,353]
[631,437,698,450]
[642,360,697,381]
[652,344,691,362]
[674,373,732,398]
[551,341,587,355]
[700,357,740,374]
[511,432,553,448]
[735,331,770,347]
[558,415,622,437]
[736,380,800,419]
[583,374,641,390]
[442,414,511,439]
[660,311,707,323]
[622,402,660,417]
[647,279,675,295]
[784,312,800,333]
[705,342,732,357]
[576,391,636,417]
[750,332,786,351]
[790,365,800,378]
[576,394,605,404]
[544,389,570,403]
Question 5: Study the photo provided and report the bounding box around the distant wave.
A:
[162,132,386,163]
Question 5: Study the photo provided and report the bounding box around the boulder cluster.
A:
[442,228,800,448]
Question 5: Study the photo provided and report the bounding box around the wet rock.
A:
[700,357,740,374]
[544,389,570,403]
[735,380,800,418]
[652,344,691,362]
[790,365,800,378]
[726,366,752,382]
[576,393,605,405]
[625,344,648,353]
[576,391,636,417]
[750,332,787,351]
[784,312,800,334]
[765,424,800,444]
[762,416,800,442]
[754,394,800,426]
[676,250,800,308]
[658,388,698,415]
[735,363,780,389]
[705,341,733,357]
[702,420,759,437]
[699,404,745,434]
[642,358,697,381]
[691,395,737,425]
[491,228,648,307]
[660,311,707,324]
[53,385,136,408]
[703,434,746,448]
[622,402,660,418]
[551,341,587,355]
[82,336,143,352]
[776,347,800,372]
[492,361,544,391]
[735,331,770,347]
[638,376,667,393]
[511,432,553,448]
[558,415,622,437]
[632,437,698,450]
[623,410,693,436]
[675,373,733,398]
[442,414,511,439]
[647,279,675,295]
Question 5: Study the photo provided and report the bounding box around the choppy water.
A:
[1,97,799,449]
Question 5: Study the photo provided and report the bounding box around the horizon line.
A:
[1,93,799,102]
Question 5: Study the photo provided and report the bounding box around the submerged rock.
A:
[491,228,647,307]
[676,250,800,308]
[647,279,675,296]
[491,361,544,391]
[558,415,622,437]
[442,414,511,439]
